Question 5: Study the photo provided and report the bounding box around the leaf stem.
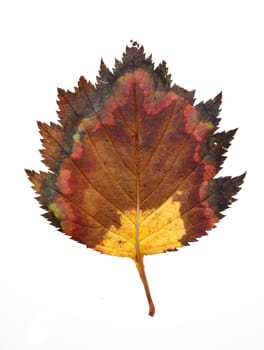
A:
[135,256,155,316]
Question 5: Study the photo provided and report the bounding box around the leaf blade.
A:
[26,42,245,316]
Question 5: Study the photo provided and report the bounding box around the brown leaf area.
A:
[26,42,245,316]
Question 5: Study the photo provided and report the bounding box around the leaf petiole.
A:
[135,256,155,317]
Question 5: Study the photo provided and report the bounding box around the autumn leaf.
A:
[26,41,245,316]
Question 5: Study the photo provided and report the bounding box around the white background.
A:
[1,0,263,349]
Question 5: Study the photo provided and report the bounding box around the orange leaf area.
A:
[26,42,245,316]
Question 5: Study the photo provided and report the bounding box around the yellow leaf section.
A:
[94,196,186,257]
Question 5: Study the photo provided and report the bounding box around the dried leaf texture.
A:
[26,42,245,316]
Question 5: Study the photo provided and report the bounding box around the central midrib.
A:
[134,83,141,261]
[133,81,155,316]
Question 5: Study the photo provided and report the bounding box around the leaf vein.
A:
[31,172,135,245]
[140,140,216,226]
[44,125,135,225]
[140,186,221,241]
[141,101,181,173]
[81,86,136,176]
[83,124,136,204]
[141,117,202,205]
